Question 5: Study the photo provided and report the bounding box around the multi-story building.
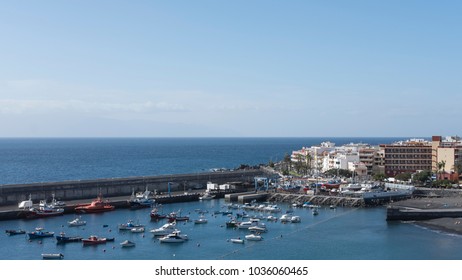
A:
[381,139,432,177]
[431,136,462,177]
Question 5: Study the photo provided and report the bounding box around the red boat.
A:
[167,210,189,223]
[82,235,107,245]
[23,206,64,219]
[75,195,115,214]
[150,208,167,221]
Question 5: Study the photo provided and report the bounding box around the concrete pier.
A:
[237,193,270,204]
[0,169,264,207]
[224,191,257,202]
[386,207,462,221]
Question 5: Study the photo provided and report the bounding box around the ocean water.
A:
[2,137,458,260]
[0,137,408,185]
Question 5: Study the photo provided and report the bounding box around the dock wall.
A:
[0,169,265,207]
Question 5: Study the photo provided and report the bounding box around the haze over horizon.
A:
[1,1,460,138]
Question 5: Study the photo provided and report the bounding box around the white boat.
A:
[245,234,263,241]
[159,231,188,243]
[230,238,244,244]
[237,220,260,229]
[248,225,267,233]
[41,253,64,260]
[68,217,86,227]
[279,214,293,223]
[131,227,145,233]
[150,222,177,236]
[194,215,208,224]
[128,187,155,209]
[199,192,215,200]
[290,216,301,223]
[120,240,136,247]
[18,194,33,210]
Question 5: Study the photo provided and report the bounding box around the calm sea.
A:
[2,137,459,261]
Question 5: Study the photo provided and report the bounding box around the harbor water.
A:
[1,137,460,260]
[2,199,462,260]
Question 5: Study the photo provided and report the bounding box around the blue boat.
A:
[27,228,54,239]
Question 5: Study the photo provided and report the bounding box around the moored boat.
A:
[230,238,245,244]
[28,228,54,239]
[120,240,136,247]
[75,194,115,214]
[245,234,263,241]
[118,220,145,231]
[82,235,107,245]
[158,231,188,243]
[194,215,208,224]
[56,232,83,244]
[150,222,177,237]
[68,217,87,227]
[23,206,64,219]
[128,187,155,209]
[41,253,64,260]
[5,229,26,236]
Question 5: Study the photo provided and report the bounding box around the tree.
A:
[373,173,387,181]
[395,172,412,182]
[412,170,432,184]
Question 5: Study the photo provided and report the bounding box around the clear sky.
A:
[0,1,460,137]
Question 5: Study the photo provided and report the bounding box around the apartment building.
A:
[381,139,432,177]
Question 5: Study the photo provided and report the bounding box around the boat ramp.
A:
[268,193,364,207]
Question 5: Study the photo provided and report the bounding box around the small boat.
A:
[290,216,301,223]
[194,215,208,224]
[68,217,87,227]
[5,229,26,236]
[225,220,239,228]
[158,231,188,243]
[120,240,136,248]
[75,194,115,214]
[41,253,64,260]
[118,220,145,231]
[279,214,293,223]
[131,227,145,233]
[245,234,263,241]
[248,225,267,233]
[150,208,167,220]
[312,208,319,216]
[56,232,82,244]
[230,238,245,244]
[199,192,215,200]
[167,210,189,223]
[28,228,54,239]
[82,235,107,245]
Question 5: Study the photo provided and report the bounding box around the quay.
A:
[0,169,265,207]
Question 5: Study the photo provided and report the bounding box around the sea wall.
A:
[0,169,266,207]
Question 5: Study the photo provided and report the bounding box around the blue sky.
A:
[0,1,460,137]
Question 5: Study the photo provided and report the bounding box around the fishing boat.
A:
[118,220,145,231]
[150,207,167,221]
[167,210,189,223]
[5,229,26,236]
[120,240,136,248]
[225,219,239,228]
[128,187,155,209]
[56,232,83,244]
[82,235,107,245]
[23,204,64,219]
[68,216,87,227]
[28,228,54,239]
[41,253,64,260]
[75,194,115,214]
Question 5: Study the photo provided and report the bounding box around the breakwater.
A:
[0,169,265,207]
